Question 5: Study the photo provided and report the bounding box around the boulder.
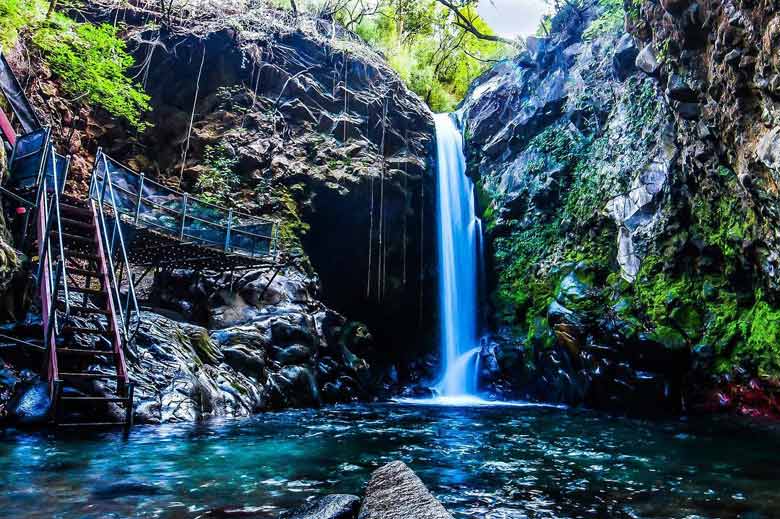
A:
[613,34,638,81]
[358,461,453,519]
[635,44,660,75]
[666,74,697,102]
[281,494,360,519]
[9,382,51,425]
[661,0,691,15]
[757,127,780,170]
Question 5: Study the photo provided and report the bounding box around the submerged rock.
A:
[358,461,453,519]
[281,494,360,519]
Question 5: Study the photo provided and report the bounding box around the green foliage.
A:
[343,0,512,112]
[492,219,561,335]
[631,254,780,380]
[195,145,239,205]
[739,298,780,379]
[34,21,151,130]
[0,0,43,50]
[0,0,150,130]
[582,0,624,41]
[565,78,662,223]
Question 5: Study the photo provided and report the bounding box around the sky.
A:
[476,0,552,39]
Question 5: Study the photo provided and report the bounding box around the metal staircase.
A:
[0,49,279,429]
[25,129,137,428]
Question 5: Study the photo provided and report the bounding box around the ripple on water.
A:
[1,404,780,518]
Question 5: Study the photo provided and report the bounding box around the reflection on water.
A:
[1,403,780,518]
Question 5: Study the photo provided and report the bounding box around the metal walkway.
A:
[90,150,279,271]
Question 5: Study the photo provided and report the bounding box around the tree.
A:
[433,0,523,49]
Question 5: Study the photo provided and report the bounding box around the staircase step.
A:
[53,231,94,245]
[68,267,102,278]
[57,347,114,356]
[61,326,114,338]
[62,304,110,316]
[59,372,121,380]
[58,202,92,218]
[60,396,127,402]
[64,249,98,261]
[69,286,105,297]
[64,252,99,264]
[60,217,93,230]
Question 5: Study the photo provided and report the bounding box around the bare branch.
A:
[434,0,523,49]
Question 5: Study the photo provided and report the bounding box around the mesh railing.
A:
[8,128,68,195]
[89,150,278,259]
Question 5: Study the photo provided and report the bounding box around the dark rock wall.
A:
[463,1,780,416]
[105,26,437,378]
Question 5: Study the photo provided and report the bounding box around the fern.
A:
[34,22,151,130]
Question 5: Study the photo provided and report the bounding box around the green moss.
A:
[564,78,662,223]
[0,0,43,49]
[270,184,310,248]
[735,297,780,380]
[582,0,624,41]
[690,166,756,263]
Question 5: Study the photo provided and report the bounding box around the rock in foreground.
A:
[281,494,360,519]
[358,461,453,519]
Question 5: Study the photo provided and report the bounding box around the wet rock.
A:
[661,0,691,16]
[358,461,453,519]
[276,344,312,366]
[676,102,700,120]
[268,366,319,408]
[757,127,780,170]
[281,494,360,519]
[613,34,639,81]
[222,345,266,379]
[666,74,697,102]
[548,301,585,354]
[9,382,50,425]
[92,480,165,499]
[636,45,660,75]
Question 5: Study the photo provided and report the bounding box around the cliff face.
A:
[463,0,780,416]
[0,4,436,424]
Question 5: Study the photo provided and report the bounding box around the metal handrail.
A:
[36,149,71,330]
[105,180,276,240]
[91,151,279,258]
[91,151,140,344]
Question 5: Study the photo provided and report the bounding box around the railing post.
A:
[180,193,188,241]
[225,209,233,252]
[134,173,144,225]
[273,223,280,259]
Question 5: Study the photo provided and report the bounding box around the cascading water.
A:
[433,112,483,399]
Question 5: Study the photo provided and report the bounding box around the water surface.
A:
[1,403,779,518]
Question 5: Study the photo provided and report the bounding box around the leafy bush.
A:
[0,0,150,129]
[0,0,39,50]
[195,145,239,205]
[34,21,151,130]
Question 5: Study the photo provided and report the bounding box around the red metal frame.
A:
[89,200,129,387]
[0,107,16,146]
[37,188,57,398]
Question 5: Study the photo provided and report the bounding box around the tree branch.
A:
[434,0,522,49]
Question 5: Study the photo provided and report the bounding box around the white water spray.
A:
[433,112,482,398]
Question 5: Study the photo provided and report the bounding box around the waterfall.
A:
[434,112,482,398]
